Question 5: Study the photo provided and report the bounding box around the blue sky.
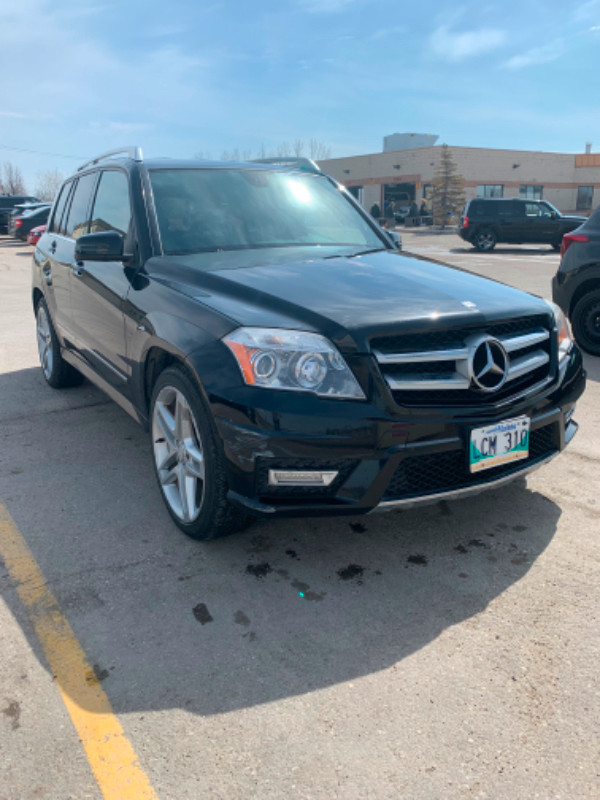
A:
[1,0,599,191]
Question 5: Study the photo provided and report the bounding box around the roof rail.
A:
[77,146,143,172]
[250,156,322,174]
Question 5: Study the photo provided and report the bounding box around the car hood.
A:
[145,249,552,353]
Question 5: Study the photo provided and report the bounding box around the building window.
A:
[520,185,543,200]
[346,185,363,205]
[477,184,503,198]
[576,186,594,211]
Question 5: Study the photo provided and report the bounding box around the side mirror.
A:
[387,230,402,250]
[75,230,124,262]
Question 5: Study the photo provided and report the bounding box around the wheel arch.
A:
[142,344,210,417]
[569,277,600,317]
[32,287,44,313]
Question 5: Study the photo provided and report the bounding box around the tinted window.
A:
[65,173,97,239]
[496,200,518,217]
[90,170,132,236]
[468,201,485,217]
[49,184,71,233]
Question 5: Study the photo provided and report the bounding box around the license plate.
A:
[469,415,530,473]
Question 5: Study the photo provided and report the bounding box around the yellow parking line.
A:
[0,502,159,800]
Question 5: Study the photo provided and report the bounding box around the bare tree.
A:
[309,139,332,160]
[34,169,64,201]
[205,139,333,163]
[430,145,465,229]
[0,162,27,195]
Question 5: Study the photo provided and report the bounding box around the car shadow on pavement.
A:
[0,366,562,718]
[582,352,600,382]
[449,247,557,256]
[0,241,29,249]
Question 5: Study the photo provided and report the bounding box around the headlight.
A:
[223,327,365,399]
[548,302,573,362]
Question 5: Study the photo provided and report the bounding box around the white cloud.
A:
[0,110,28,119]
[429,25,507,62]
[503,41,567,70]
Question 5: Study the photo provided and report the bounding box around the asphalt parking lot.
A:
[1,231,599,800]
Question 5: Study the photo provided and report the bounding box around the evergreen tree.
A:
[430,145,465,228]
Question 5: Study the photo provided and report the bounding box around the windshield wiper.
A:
[322,247,388,260]
[348,247,388,257]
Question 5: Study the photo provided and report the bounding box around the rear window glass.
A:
[65,173,97,239]
[49,182,72,234]
[90,170,131,237]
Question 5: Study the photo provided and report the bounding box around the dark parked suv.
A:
[0,194,40,233]
[32,148,585,540]
[552,205,600,355]
[458,198,587,252]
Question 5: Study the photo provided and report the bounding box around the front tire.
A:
[473,228,497,252]
[150,366,250,540]
[35,298,83,388]
[571,290,600,356]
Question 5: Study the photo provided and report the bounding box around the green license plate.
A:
[469,415,530,473]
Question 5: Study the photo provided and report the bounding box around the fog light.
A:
[268,469,338,487]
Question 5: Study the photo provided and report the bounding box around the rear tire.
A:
[571,290,600,356]
[35,298,83,388]
[150,366,252,540]
[473,229,497,252]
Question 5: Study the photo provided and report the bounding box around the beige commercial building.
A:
[320,143,600,217]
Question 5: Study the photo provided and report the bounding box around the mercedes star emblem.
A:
[470,337,509,392]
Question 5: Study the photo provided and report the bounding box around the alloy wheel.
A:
[36,303,53,380]
[152,386,206,522]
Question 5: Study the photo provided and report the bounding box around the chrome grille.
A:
[373,317,554,407]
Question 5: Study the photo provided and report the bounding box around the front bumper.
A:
[216,351,585,519]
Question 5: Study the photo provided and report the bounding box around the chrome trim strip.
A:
[373,347,468,364]
[500,329,549,352]
[386,374,470,390]
[371,452,558,512]
[507,351,549,382]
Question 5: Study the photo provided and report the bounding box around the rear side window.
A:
[468,201,485,217]
[89,170,132,236]
[65,172,97,239]
[49,183,72,233]
[498,201,522,218]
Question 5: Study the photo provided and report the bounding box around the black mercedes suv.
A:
[32,148,585,540]
[458,198,587,252]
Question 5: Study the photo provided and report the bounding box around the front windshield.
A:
[149,167,385,256]
[543,201,561,216]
